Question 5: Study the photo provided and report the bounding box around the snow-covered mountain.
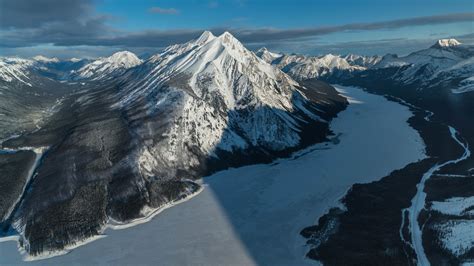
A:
[0,57,34,85]
[432,38,462,48]
[344,54,382,68]
[71,51,142,81]
[112,30,344,177]
[32,55,60,63]
[430,53,474,93]
[3,31,347,257]
[255,47,283,64]
[0,55,92,83]
[368,39,474,93]
[258,50,381,80]
[271,53,365,80]
[372,53,411,68]
[262,39,473,94]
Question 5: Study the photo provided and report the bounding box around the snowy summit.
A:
[106,51,142,68]
[432,38,462,48]
[73,51,142,80]
[32,55,60,63]
[255,47,283,64]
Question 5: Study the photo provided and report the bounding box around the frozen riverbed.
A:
[0,85,426,265]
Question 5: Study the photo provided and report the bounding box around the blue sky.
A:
[97,0,472,30]
[0,0,473,58]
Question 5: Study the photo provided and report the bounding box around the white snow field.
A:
[0,85,426,265]
[436,220,474,257]
[431,196,474,217]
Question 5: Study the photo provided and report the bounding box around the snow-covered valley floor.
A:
[0,85,427,265]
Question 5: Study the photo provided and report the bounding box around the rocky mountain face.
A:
[0,31,347,257]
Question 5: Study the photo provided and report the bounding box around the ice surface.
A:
[0,86,426,265]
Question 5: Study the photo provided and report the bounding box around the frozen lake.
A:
[0,86,426,265]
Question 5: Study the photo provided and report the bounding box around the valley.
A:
[0,85,426,265]
[0,31,472,265]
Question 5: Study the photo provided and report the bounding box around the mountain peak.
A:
[107,51,142,68]
[33,55,59,63]
[432,38,461,48]
[73,51,142,80]
[255,47,283,63]
[137,30,300,112]
[195,30,216,44]
[69,57,83,62]
[255,47,269,56]
[218,31,239,44]
[220,31,233,37]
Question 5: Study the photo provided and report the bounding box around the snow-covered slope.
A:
[115,31,333,172]
[344,54,382,68]
[372,39,473,86]
[452,76,474,94]
[262,39,472,91]
[255,47,283,64]
[72,51,142,80]
[430,195,474,257]
[270,39,473,94]
[435,57,474,93]
[402,41,466,67]
[0,57,34,85]
[272,53,366,80]
[372,54,411,68]
[0,55,93,84]
[259,49,381,80]
[32,55,60,63]
[432,38,462,49]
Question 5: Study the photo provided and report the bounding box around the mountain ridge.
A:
[0,31,348,258]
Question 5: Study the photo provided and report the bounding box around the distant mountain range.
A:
[257,38,473,94]
[2,38,471,94]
